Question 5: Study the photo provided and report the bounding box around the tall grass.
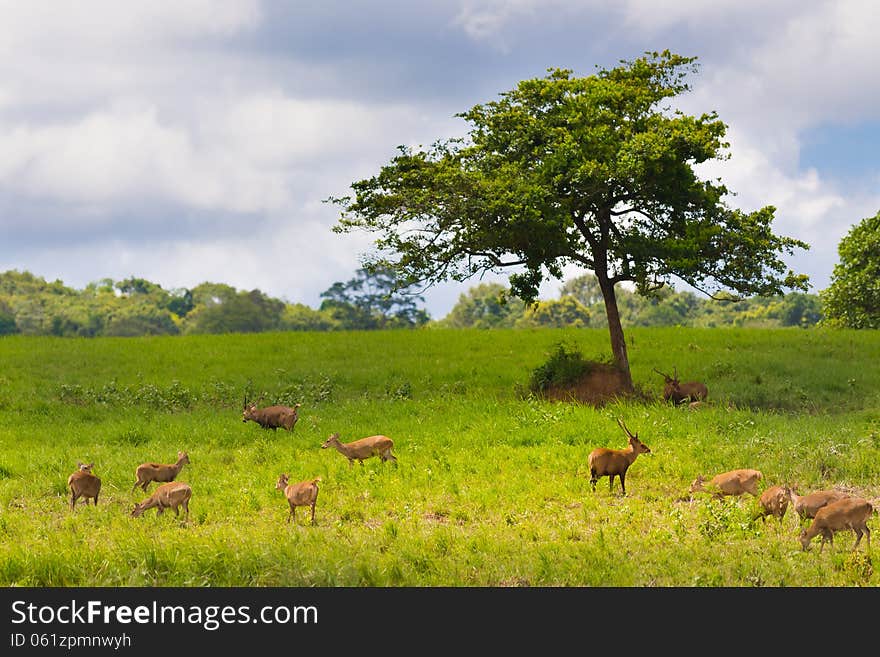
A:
[1,327,879,586]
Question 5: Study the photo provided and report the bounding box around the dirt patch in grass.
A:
[540,361,643,407]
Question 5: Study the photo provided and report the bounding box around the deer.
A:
[242,397,301,431]
[67,462,101,511]
[275,474,321,525]
[799,497,873,553]
[131,482,192,521]
[587,418,652,496]
[787,487,851,522]
[321,432,397,467]
[654,367,708,406]
[131,451,190,492]
[753,484,791,524]
[689,468,763,499]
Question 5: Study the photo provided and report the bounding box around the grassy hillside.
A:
[1,327,879,586]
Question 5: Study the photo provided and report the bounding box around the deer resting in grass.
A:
[276,474,321,525]
[654,367,708,406]
[131,481,192,521]
[68,462,101,511]
[321,432,397,467]
[587,418,652,496]
[132,451,190,492]
[788,488,851,522]
[799,497,873,553]
[243,398,301,431]
[689,469,763,499]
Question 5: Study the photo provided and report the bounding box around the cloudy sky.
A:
[1,0,878,318]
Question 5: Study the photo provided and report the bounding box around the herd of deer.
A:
[65,369,874,555]
[589,424,875,553]
[65,400,398,526]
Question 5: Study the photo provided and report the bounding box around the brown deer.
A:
[132,451,190,492]
[754,484,791,524]
[321,432,397,467]
[787,487,851,522]
[275,474,321,525]
[243,399,301,431]
[689,468,763,499]
[587,418,652,496]
[654,367,708,405]
[67,462,101,511]
[799,497,873,553]
[131,482,192,521]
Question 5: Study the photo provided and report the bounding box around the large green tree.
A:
[821,210,880,328]
[330,50,809,389]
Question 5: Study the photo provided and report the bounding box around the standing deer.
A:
[754,484,791,524]
[67,462,101,511]
[587,418,652,496]
[787,487,851,522]
[242,397,301,431]
[321,432,397,467]
[132,451,190,492]
[276,474,321,525]
[131,482,192,522]
[654,367,708,405]
[799,497,873,553]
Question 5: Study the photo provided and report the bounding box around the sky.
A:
[1,0,878,319]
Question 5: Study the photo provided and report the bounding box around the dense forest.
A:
[0,268,824,337]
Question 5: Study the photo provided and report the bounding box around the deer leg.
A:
[310,504,316,525]
[620,472,627,496]
[70,492,78,511]
[93,492,99,506]
[608,474,615,494]
[852,528,863,550]
[589,470,598,492]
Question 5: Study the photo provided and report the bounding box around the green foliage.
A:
[528,342,603,392]
[319,265,430,329]
[439,282,525,328]
[444,274,824,329]
[821,210,880,328]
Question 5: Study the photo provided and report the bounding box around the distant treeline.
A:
[0,269,823,337]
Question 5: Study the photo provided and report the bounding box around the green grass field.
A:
[1,327,879,586]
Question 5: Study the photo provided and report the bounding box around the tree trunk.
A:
[597,273,634,392]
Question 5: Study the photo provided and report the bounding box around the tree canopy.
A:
[330,50,810,388]
[821,210,880,329]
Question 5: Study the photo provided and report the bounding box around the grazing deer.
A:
[132,451,190,492]
[276,474,321,525]
[131,482,192,521]
[321,432,397,467]
[242,398,301,431]
[654,367,708,405]
[689,469,763,499]
[787,488,851,522]
[67,462,101,511]
[799,497,873,553]
[587,418,652,496]
[754,484,791,524]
